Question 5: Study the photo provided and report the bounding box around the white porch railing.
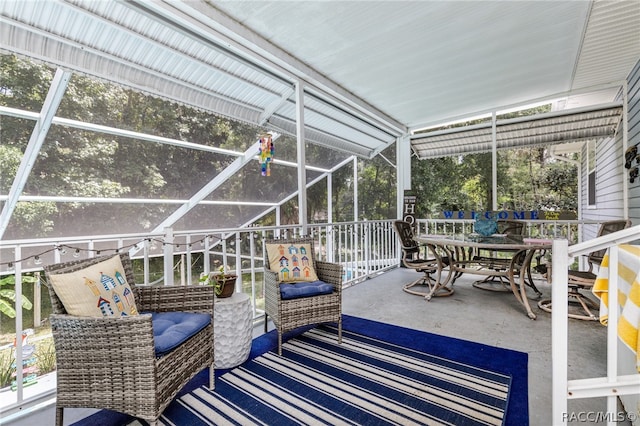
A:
[2,217,632,420]
[415,218,600,245]
[551,225,640,425]
[0,220,401,416]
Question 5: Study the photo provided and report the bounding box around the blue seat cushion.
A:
[280,280,334,300]
[147,311,211,356]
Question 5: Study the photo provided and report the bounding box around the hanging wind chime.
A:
[258,134,274,176]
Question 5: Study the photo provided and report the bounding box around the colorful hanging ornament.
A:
[258,135,274,176]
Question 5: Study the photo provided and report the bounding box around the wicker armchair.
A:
[44,253,215,426]
[263,236,343,355]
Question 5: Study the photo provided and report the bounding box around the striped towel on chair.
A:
[592,244,640,372]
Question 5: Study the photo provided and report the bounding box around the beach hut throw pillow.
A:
[266,243,319,283]
[48,255,139,317]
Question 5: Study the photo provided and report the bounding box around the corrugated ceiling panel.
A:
[78,1,290,105]
[1,29,265,124]
[272,96,397,154]
[2,37,269,125]
[303,96,397,142]
[3,1,285,106]
[267,116,372,158]
[412,105,622,159]
[83,0,290,93]
[1,0,399,158]
[572,0,640,89]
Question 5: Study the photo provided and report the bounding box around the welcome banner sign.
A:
[440,210,577,220]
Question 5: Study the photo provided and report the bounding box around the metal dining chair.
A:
[538,219,632,320]
[393,220,454,300]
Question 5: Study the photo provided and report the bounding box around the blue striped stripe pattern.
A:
[164,326,511,425]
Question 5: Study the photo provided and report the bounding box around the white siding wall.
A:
[619,57,640,426]
[579,58,640,239]
[580,58,640,422]
[595,134,625,217]
[579,132,625,241]
[628,59,640,224]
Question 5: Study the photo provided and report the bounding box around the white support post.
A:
[204,235,211,277]
[186,235,192,286]
[295,81,308,235]
[605,246,619,426]
[552,239,569,425]
[180,254,186,286]
[396,135,410,219]
[327,173,334,263]
[363,220,370,273]
[491,111,498,211]
[249,231,257,305]
[33,272,41,327]
[163,227,174,285]
[353,157,358,221]
[143,239,150,285]
[235,232,242,292]
[14,247,23,400]
[221,238,228,271]
[327,173,333,224]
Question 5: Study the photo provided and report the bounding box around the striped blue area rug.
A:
[73,315,528,425]
[170,326,511,425]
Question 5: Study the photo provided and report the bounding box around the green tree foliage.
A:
[1,55,271,237]
[2,54,577,236]
[357,145,397,220]
[411,156,462,215]
[539,155,579,210]
[410,104,577,217]
[331,162,354,222]
[412,148,577,217]
[0,275,34,319]
[411,152,502,215]
[3,55,392,234]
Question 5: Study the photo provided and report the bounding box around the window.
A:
[587,140,596,207]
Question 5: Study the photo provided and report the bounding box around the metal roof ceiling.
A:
[211,0,639,129]
[1,0,639,157]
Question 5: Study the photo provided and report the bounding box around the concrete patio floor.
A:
[343,267,623,426]
[5,267,629,425]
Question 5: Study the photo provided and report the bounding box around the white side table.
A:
[214,292,252,368]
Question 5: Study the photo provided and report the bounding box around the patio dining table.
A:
[417,234,553,319]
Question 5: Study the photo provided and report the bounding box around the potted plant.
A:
[199,265,236,298]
